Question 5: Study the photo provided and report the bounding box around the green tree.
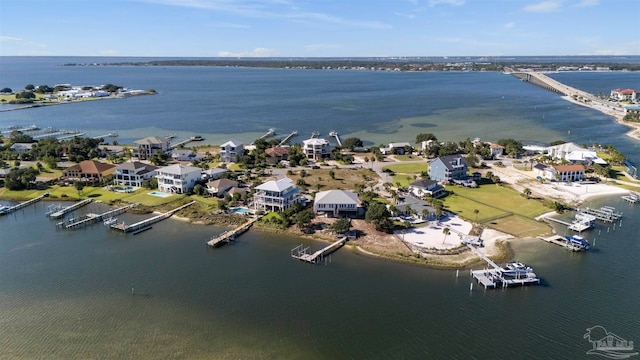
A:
[442,227,450,244]
[0,87,12,93]
[294,208,315,231]
[74,181,85,196]
[365,202,392,232]
[25,84,35,91]
[329,218,351,234]
[5,168,38,190]
[415,133,437,144]
[474,209,479,223]
[342,137,363,151]
[523,188,532,199]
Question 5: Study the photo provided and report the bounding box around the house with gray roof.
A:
[428,155,469,183]
[252,177,302,212]
[134,136,170,160]
[10,143,36,154]
[409,179,446,199]
[156,164,202,194]
[206,178,239,197]
[114,161,158,187]
[313,190,360,218]
[220,140,244,163]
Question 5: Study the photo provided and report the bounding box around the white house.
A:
[550,164,586,182]
[171,149,198,162]
[113,161,158,187]
[202,167,228,180]
[220,140,244,163]
[313,190,360,218]
[545,142,607,165]
[253,177,302,212]
[134,136,170,160]
[381,142,412,155]
[409,179,446,199]
[10,143,36,154]
[302,138,331,160]
[489,143,505,158]
[156,164,202,194]
[206,178,239,197]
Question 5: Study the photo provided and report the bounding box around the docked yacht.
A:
[103,217,118,226]
[501,262,535,278]
[565,235,590,250]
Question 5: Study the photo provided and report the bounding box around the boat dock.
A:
[466,244,541,289]
[251,128,275,145]
[278,130,298,146]
[57,203,139,230]
[169,138,195,149]
[291,237,347,264]
[329,131,342,147]
[110,201,196,233]
[538,235,585,251]
[93,132,118,139]
[48,199,93,219]
[622,193,639,204]
[0,193,49,216]
[578,206,622,223]
[207,216,261,247]
[540,213,594,232]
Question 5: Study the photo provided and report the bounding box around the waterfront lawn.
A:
[443,194,508,222]
[391,175,415,188]
[0,188,43,201]
[393,155,422,161]
[487,214,551,238]
[382,163,427,174]
[191,195,221,207]
[449,185,549,218]
[294,168,379,191]
[124,191,185,207]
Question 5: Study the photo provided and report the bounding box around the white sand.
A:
[398,214,472,249]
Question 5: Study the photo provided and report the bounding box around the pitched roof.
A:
[65,160,115,174]
[221,140,243,147]
[314,190,359,205]
[303,138,329,145]
[434,155,468,170]
[134,136,166,145]
[265,146,290,156]
[228,187,247,196]
[117,161,157,171]
[553,164,585,172]
[156,164,201,175]
[533,163,548,170]
[255,177,295,192]
[388,142,411,148]
[410,179,438,188]
[206,178,238,189]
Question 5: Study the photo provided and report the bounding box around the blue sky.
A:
[1,0,638,57]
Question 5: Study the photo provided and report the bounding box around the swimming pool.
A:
[232,207,251,214]
[148,191,172,198]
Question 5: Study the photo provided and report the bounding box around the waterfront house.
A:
[220,140,244,163]
[428,155,469,183]
[0,168,11,179]
[265,146,290,164]
[252,177,302,212]
[624,160,638,179]
[134,136,170,160]
[610,88,639,103]
[9,142,36,154]
[302,138,331,160]
[61,160,116,186]
[550,164,585,182]
[489,143,505,158]
[313,190,360,218]
[171,149,198,162]
[381,142,412,155]
[202,167,228,180]
[155,164,202,194]
[533,163,549,177]
[409,179,446,199]
[545,142,607,165]
[206,178,239,197]
[113,161,158,187]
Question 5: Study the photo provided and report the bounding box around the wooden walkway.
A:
[110,201,195,233]
[467,243,540,289]
[207,216,261,247]
[48,199,93,219]
[538,235,583,251]
[60,203,139,230]
[0,193,49,216]
[291,237,347,264]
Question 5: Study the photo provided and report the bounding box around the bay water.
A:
[0,57,639,358]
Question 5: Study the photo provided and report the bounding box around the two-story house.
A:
[253,177,302,212]
[313,190,360,218]
[302,138,331,160]
[61,160,116,186]
[409,179,446,199]
[220,140,244,163]
[428,155,469,183]
[134,136,170,160]
[113,161,158,187]
[206,178,239,197]
[155,164,202,194]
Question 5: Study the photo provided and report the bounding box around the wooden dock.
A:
[578,206,622,223]
[278,130,298,146]
[541,213,593,232]
[110,201,195,233]
[59,203,139,230]
[0,193,49,216]
[467,244,540,289]
[207,216,261,247]
[291,237,347,264]
[622,193,638,204]
[48,199,93,219]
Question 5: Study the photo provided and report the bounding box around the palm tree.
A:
[442,227,450,244]
[474,209,479,223]
[523,188,532,199]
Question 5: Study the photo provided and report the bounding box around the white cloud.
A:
[574,0,599,7]
[428,0,465,6]
[218,47,278,57]
[504,22,516,29]
[0,36,25,42]
[395,12,417,19]
[524,1,562,13]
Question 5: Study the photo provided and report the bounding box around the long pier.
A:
[0,193,48,216]
[329,131,342,147]
[169,138,194,149]
[59,203,139,230]
[278,130,298,146]
[48,199,93,219]
[538,235,584,251]
[540,213,593,232]
[578,206,622,223]
[251,128,275,145]
[110,201,196,233]
[207,216,261,247]
[291,237,347,264]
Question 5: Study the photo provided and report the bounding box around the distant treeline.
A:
[63,59,640,72]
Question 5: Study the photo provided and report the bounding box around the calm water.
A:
[0,57,639,358]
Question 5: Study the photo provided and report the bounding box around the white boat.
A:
[565,235,590,250]
[103,217,118,226]
[501,262,535,278]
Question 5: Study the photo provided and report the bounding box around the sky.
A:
[0,0,639,57]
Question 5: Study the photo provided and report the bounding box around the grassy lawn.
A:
[191,195,221,207]
[393,154,422,161]
[442,193,509,222]
[390,175,418,188]
[486,214,551,238]
[292,168,379,192]
[448,184,550,218]
[382,162,428,174]
[124,190,185,206]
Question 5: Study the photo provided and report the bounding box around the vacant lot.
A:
[382,162,428,174]
[290,167,379,191]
